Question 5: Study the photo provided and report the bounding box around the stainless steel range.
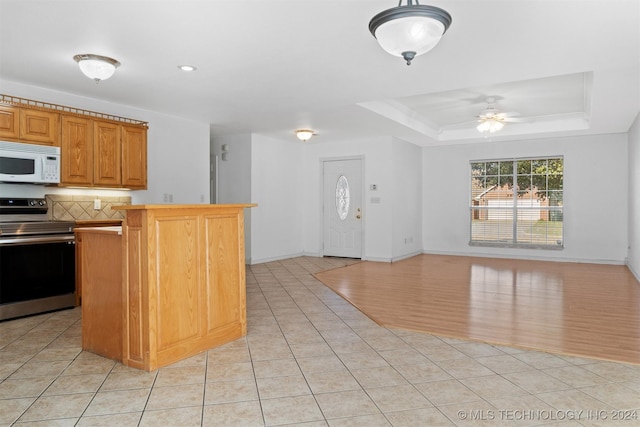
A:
[0,197,76,321]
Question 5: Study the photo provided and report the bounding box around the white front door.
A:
[323,158,363,258]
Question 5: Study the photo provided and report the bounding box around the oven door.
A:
[0,235,75,320]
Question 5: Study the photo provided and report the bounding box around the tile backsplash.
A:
[45,194,131,221]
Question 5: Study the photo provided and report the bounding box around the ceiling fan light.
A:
[369,2,452,65]
[73,54,120,82]
[477,118,504,133]
[477,121,490,133]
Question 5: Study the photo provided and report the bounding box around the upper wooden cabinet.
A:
[2,95,147,189]
[0,105,60,145]
[60,118,148,189]
[20,109,60,145]
[0,105,19,139]
[61,115,93,185]
[122,125,147,189]
[94,120,122,187]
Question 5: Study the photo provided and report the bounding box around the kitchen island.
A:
[76,204,255,371]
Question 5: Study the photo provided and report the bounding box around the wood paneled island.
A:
[76,204,255,371]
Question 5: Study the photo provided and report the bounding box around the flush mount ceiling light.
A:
[295,129,315,142]
[369,0,452,65]
[178,65,197,71]
[73,54,120,83]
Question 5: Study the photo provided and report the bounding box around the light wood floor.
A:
[315,254,640,365]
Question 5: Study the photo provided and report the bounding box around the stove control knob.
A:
[29,200,36,206]
[39,200,46,206]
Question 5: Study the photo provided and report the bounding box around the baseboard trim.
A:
[422,250,626,265]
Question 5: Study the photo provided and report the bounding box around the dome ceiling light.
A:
[73,54,120,83]
[295,129,315,142]
[369,0,452,65]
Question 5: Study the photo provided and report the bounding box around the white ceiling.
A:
[1,0,638,146]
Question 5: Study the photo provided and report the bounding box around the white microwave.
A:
[0,141,61,184]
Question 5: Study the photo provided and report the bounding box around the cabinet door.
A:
[61,115,93,185]
[122,125,147,189]
[94,120,121,187]
[20,109,60,145]
[0,105,19,140]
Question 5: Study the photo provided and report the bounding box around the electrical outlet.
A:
[93,198,101,210]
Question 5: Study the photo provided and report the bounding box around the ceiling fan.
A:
[476,97,526,133]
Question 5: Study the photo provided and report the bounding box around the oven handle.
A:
[0,235,75,246]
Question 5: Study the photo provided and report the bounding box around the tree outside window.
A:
[470,157,563,248]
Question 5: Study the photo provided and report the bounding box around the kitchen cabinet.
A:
[79,204,256,371]
[60,117,147,189]
[74,219,123,306]
[122,125,147,189]
[1,94,148,189]
[93,120,122,187]
[20,109,60,145]
[0,105,19,139]
[75,226,123,360]
[0,105,59,145]
[61,115,93,185]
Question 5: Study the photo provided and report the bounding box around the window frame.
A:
[469,156,564,250]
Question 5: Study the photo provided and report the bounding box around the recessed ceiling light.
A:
[178,65,197,72]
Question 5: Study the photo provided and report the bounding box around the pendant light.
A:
[369,0,452,65]
[73,54,120,83]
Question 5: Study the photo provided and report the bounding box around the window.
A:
[470,157,563,248]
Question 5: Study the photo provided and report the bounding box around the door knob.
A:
[356,214,361,219]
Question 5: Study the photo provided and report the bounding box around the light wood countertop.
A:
[113,203,256,210]
[74,226,122,235]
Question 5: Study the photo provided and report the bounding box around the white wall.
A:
[0,80,210,204]
[213,133,253,261]
[212,133,252,204]
[423,133,629,264]
[249,134,304,263]
[627,113,640,277]
[391,137,422,260]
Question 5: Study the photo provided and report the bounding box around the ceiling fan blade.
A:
[496,111,521,118]
[503,117,530,123]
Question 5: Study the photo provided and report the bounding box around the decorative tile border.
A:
[45,194,131,221]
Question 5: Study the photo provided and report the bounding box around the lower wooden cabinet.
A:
[76,227,123,360]
[79,204,255,371]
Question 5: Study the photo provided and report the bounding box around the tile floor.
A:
[1,256,640,426]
